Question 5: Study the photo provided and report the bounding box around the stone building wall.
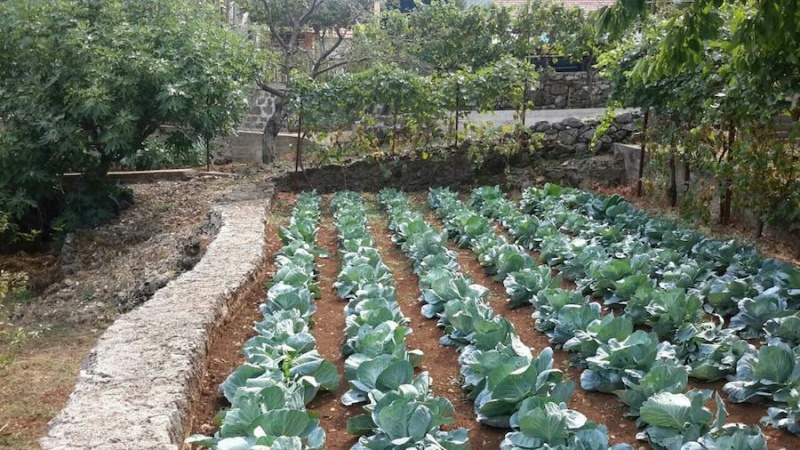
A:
[240,88,277,131]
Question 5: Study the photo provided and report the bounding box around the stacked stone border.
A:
[40,188,274,450]
[275,111,642,193]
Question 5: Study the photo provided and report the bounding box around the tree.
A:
[242,0,374,164]
[596,0,800,249]
[0,0,263,247]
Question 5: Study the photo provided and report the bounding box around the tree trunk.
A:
[668,150,677,207]
[262,101,287,165]
[683,157,690,194]
[295,115,303,172]
[719,123,736,225]
[637,107,650,197]
[454,81,460,149]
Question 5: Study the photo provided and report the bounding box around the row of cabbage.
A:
[329,191,469,449]
[428,187,769,449]
[379,188,631,450]
[188,191,338,449]
[518,184,800,332]
[472,185,800,437]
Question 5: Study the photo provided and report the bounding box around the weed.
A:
[154,202,173,213]
[0,270,38,368]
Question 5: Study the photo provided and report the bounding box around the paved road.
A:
[463,108,638,129]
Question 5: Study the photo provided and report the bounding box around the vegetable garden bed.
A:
[187,186,800,450]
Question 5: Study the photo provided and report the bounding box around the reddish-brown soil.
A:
[690,379,800,449]
[370,218,507,448]
[305,219,358,450]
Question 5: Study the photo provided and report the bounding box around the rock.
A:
[574,143,589,154]
[562,117,584,128]
[532,121,551,132]
[557,130,578,145]
[552,121,567,131]
[551,84,568,96]
[179,256,199,271]
[615,112,634,124]
[579,129,596,142]
[551,143,574,157]
[143,273,170,296]
[621,122,638,132]
[182,235,201,257]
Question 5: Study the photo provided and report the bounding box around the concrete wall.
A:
[215,131,316,164]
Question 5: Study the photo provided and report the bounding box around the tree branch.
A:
[312,28,346,77]
[314,56,370,77]
[298,0,325,26]
[258,82,287,98]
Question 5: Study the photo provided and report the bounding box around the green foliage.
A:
[0,0,262,246]
[511,0,601,61]
[502,399,633,450]
[119,136,206,171]
[332,191,468,447]
[0,270,33,369]
[360,0,513,73]
[596,0,800,229]
[189,192,335,450]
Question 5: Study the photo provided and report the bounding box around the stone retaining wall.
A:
[238,71,612,134]
[40,191,272,450]
[534,111,640,157]
[276,112,641,192]
[533,70,611,109]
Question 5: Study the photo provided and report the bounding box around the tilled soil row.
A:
[306,220,357,450]
[369,218,508,449]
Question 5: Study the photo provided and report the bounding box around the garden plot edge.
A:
[39,189,273,450]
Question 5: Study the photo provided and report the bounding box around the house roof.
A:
[493,0,615,11]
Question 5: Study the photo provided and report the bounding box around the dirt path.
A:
[370,218,507,448]
[306,220,358,450]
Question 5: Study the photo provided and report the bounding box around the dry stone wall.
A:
[533,111,640,156]
[276,112,641,192]
[40,191,271,450]
[533,70,611,109]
